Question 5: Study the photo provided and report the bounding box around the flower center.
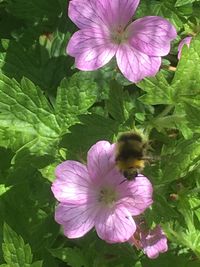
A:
[111,25,129,44]
[98,187,117,207]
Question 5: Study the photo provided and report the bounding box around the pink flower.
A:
[141,225,168,259]
[51,141,153,243]
[66,0,177,83]
[178,36,192,60]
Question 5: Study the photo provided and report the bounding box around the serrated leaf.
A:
[49,31,71,57]
[175,0,198,7]
[0,39,72,91]
[162,137,200,181]
[39,162,58,182]
[178,197,195,232]
[0,74,60,156]
[136,0,184,30]
[184,103,200,128]
[0,39,46,84]
[2,223,33,266]
[189,197,200,222]
[61,114,118,156]
[180,95,200,132]
[106,80,125,122]
[151,115,184,131]
[50,247,88,267]
[172,34,200,97]
[137,72,173,105]
[55,72,98,130]
[0,73,98,158]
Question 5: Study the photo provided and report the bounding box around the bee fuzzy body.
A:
[115,132,147,180]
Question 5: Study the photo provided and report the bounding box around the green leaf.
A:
[175,0,198,7]
[137,72,173,105]
[0,42,43,87]
[49,31,71,58]
[184,103,200,129]
[55,72,98,130]
[2,223,33,266]
[6,0,62,23]
[0,38,72,92]
[0,74,60,156]
[50,247,89,267]
[61,114,118,157]
[179,95,200,133]
[150,193,179,221]
[136,0,184,30]
[0,184,12,196]
[162,137,200,182]
[142,253,199,267]
[106,80,125,123]
[0,73,100,160]
[31,261,43,267]
[0,165,59,260]
[172,34,200,97]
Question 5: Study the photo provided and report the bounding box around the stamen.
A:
[98,187,117,207]
[111,25,129,44]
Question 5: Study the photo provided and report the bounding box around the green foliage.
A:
[0,74,60,156]
[2,223,43,267]
[175,0,200,7]
[50,247,89,267]
[137,0,189,30]
[0,0,200,266]
[55,72,98,129]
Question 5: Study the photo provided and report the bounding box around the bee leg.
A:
[119,179,127,185]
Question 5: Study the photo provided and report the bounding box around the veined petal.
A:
[68,0,107,29]
[116,44,161,83]
[178,36,192,60]
[103,167,126,187]
[117,175,153,215]
[68,0,140,31]
[97,0,140,29]
[67,28,117,70]
[141,225,168,259]
[87,141,116,181]
[55,203,98,238]
[95,205,136,243]
[128,16,177,56]
[52,161,95,204]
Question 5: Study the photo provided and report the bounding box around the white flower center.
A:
[98,187,117,207]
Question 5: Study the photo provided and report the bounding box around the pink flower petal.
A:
[95,205,136,243]
[103,167,126,187]
[52,161,95,204]
[67,28,117,70]
[87,141,116,181]
[128,16,177,56]
[178,36,192,60]
[55,203,98,238]
[141,225,168,259]
[98,0,140,29]
[116,44,161,83]
[68,0,140,30]
[117,175,153,215]
[68,0,106,29]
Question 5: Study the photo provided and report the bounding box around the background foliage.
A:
[0,0,200,266]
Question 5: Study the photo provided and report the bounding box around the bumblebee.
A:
[115,132,148,180]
